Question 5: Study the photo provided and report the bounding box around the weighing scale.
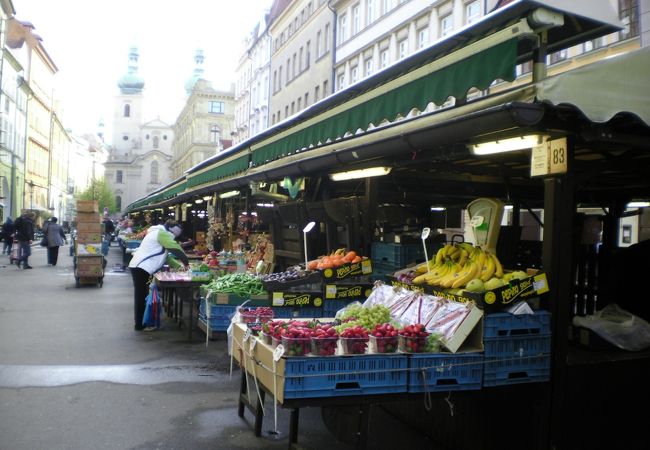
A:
[466,198,505,254]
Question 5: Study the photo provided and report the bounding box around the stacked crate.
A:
[482,310,552,386]
[75,200,103,279]
[370,242,424,282]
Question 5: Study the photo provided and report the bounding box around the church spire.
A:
[118,46,145,94]
[184,48,205,94]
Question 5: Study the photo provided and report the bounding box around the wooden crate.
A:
[77,200,99,212]
[77,222,102,233]
[76,255,103,266]
[76,232,102,244]
[76,212,100,223]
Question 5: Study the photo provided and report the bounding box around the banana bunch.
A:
[330,248,347,257]
[412,243,504,290]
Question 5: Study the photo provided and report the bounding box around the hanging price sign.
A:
[531,137,568,177]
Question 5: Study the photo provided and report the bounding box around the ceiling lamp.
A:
[219,190,240,199]
[469,134,549,155]
[329,166,392,181]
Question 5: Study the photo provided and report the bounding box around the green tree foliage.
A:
[77,178,116,214]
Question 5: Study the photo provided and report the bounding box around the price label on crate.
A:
[272,292,285,306]
[243,329,252,342]
[273,344,285,361]
[249,337,257,353]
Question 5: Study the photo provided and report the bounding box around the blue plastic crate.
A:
[483,310,551,339]
[371,242,424,267]
[408,353,483,393]
[198,303,237,331]
[483,335,551,387]
[282,354,408,399]
[323,299,357,317]
[370,262,398,282]
[273,306,324,319]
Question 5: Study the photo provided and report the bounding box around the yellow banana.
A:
[458,248,469,266]
[447,246,461,261]
[473,249,487,267]
[480,253,496,282]
[441,244,454,258]
[490,253,504,278]
[415,259,435,275]
[434,246,447,265]
[451,260,481,289]
[425,262,453,285]
[438,263,463,288]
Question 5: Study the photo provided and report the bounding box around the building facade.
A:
[0,7,29,221]
[105,47,174,215]
[171,78,236,179]
[234,14,272,145]
[269,0,334,126]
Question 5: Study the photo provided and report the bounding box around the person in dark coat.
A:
[44,217,67,266]
[13,211,35,269]
[1,217,14,255]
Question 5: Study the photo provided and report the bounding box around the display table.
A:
[154,275,205,341]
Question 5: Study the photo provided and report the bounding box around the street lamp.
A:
[27,180,34,210]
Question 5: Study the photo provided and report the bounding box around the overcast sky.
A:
[13,0,272,143]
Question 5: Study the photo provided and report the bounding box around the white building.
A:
[105,47,174,214]
[234,12,272,144]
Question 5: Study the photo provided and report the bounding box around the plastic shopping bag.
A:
[142,282,161,328]
[573,304,650,351]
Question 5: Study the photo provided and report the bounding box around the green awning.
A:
[186,154,250,188]
[162,181,187,199]
[252,38,517,166]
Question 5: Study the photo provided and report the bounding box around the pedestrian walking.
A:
[1,217,14,255]
[13,210,35,269]
[44,217,67,266]
[128,219,189,331]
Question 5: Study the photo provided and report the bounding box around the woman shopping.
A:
[44,217,67,266]
[128,219,189,331]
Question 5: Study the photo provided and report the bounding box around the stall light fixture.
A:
[329,166,392,181]
[469,134,549,155]
[504,205,514,210]
[168,206,174,210]
[256,203,274,208]
[203,195,212,201]
[627,201,649,208]
[430,206,446,211]
[219,190,240,199]
[195,199,203,204]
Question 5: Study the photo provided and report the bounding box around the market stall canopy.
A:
[536,46,650,126]
[126,0,623,212]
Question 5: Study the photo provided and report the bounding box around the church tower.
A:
[112,47,145,155]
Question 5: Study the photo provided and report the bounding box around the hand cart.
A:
[73,252,105,288]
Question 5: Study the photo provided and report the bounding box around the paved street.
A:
[0,244,434,450]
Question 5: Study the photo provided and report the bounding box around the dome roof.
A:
[118,47,145,94]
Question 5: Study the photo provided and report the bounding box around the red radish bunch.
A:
[310,323,339,356]
[398,324,430,353]
[240,306,274,323]
[340,326,369,354]
[370,323,399,353]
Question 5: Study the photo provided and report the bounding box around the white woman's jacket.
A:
[128,225,188,274]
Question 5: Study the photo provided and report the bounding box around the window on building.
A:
[279,66,283,87]
[441,15,453,37]
[293,54,297,78]
[381,0,390,15]
[325,23,331,51]
[306,41,311,68]
[123,104,130,117]
[398,39,408,59]
[210,125,220,144]
[549,49,568,64]
[150,160,158,184]
[272,113,276,124]
[339,14,348,43]
[619,0,639,40]
[153,135,159,148]
[115,196,122,211]
[466,1,480,24]
[337,73,345,91]
[287,58,291,81]
[315,85,320,102]
[297,97,302,110]
[116,170,123,184]
[209,101,225,113]
[381,49,389,68]
[367,0,375,24]
[316,31,322,57]
[273,70,277,92]
[515,61,533,77]
[291,101,295,114]
[299,47,304,72]
[285,105,289,117]
[323,80,328,96]
[418,28,429,48]
[352,4,360,35]
[351,66,358,84]
[365,58,374,77]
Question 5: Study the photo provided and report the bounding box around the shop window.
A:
[619,0,639,40]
